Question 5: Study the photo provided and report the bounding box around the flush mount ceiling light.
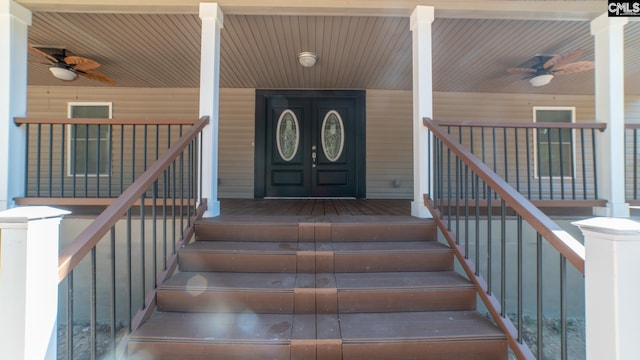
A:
[529,74,553,87]
[298,52,317,67]
[49,66,77,81]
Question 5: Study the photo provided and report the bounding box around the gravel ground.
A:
[57,323,127,360]
[509,316,586,360]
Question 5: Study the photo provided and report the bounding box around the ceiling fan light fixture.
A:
[529,74,553,87]
[49,66,77,81]
[298,51,317,67]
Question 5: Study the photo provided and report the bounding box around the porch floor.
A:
[219,198,411,216]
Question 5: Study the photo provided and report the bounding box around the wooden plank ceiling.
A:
[26,12,640,95]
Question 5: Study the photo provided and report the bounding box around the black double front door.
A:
[255,90,365,198]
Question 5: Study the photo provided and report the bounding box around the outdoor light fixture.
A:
[298,52,317,67]
[49,66,77,81]
[529,74,553,87]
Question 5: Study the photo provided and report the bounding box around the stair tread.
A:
[182,240,447,253]
[178,240,453,273]
[321,241,449,252]
[195,216,436,242]
[160,271,473,291]
[181,241,310,253]
[131,311,503,343]
[160,272,298,291]
[197,215,429,224]
[335,271,474,289]
[340,311,505,342]
[130,312,300,343]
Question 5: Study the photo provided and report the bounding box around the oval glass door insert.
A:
[321,110,344,162]
[276,110,299,161]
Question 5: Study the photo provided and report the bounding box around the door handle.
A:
[312,145,317,168]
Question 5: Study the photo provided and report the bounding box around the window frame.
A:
[532,106,576,180]
[66,102,113,177]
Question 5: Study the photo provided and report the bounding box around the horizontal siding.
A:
[27,86,199,119]
[625,97,640,124]
[366,89,413,199]
[24,124,188,197]
[364,91,617,201]
[218,88,255,198]
[26,86,256,199]
[434,92,597,123]
[626,129,640,200]
[26,86,200,197]
[433,92,640,201]
[25,86,640,201]
[434,92,601,200]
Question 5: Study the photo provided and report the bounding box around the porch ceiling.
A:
[21,1,640,95]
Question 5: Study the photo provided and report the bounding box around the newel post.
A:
[573,217,640,360]
[0,206,70,360]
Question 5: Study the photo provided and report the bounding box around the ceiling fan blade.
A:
[507,67,537,74]
[551,61,594,76]
[28,45,58,63]
[64,56,101,71]
[79,69,116,85]
[543,49,584,70]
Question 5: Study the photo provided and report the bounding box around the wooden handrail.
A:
[14,117,197,126]
[625,123,640,129]
[424,117,585,273]
[57,116,209,283]
[434,119,606,131]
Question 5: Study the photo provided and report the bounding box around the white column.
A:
[573,217,640,360]
[410,6,434,218]
[590,13,629,218]
[0,1,31,211]
[0,206,70,360]
[199,2,223,217]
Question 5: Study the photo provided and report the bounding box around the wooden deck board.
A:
[220,199,411,216]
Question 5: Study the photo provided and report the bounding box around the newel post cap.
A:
[0,206,70,224]
[573,217,640,238]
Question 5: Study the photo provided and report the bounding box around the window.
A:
[67,103,112,176]
[533,107,575,178]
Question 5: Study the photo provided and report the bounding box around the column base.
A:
[204,199,221,217]
[0,200,10,211]
[593,202,630,218]
[411,200,432,218]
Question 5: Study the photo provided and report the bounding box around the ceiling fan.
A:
[507,49,594,87]
[28,45,115,85]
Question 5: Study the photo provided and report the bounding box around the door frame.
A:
[254,89,366,198]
